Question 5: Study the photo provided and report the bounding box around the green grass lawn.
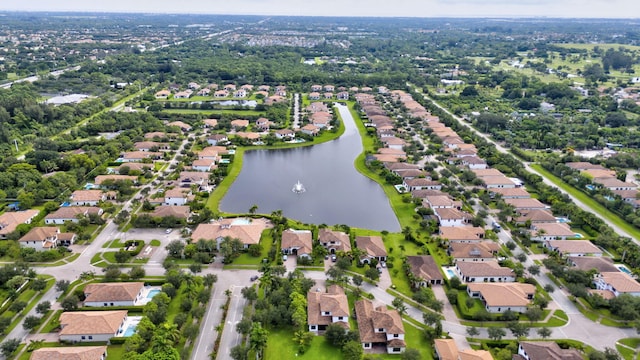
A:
[150,239,161,246]
[160,108,265,116]
[529,164,640,242]
[265,329,342,360]
[233,230,273,266]
[106,345,126,360]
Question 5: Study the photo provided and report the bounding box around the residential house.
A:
[114,162,151,174]
[233,90,247,98]
[448,241,500,262]
[45,207,103,225]
[191,159,216,172]
[178,172,210,190]
[307,285,350,333]
[308,92,321,100]
[83,282,145,307]
[30,346,108,360]
[188,82,200,90]
[381,137,406,151]
[94,175,138,188]
[223,84,237,91]
[207,134,228,146]
[566,162,608,171]
[439,226,485,243]
[318,228,351,254]
[466,283,535,313]
[240,84,254,92]
[385,163,421,172]
[19,227,75,251]
[265,95,286,105]
[480,175,517,189]
[163,188,190,206]
[70,190,105,206]
[403,178,442,191]
[197,88,211,96]
[173,90,192,99]
[203,119,219,129]
[281,229,313,259]
[258,85,271,92]
[394,169,426,180]
[59,311,128,342]
[323,92,333,99]
[231,119,250,130]
[405,255,443,286]
[191,218,268,250]
[434,208,471,227]
[324,85,335,92]
[214,90,229,98]
[168,121,192,132]
[593,177,637,191]
[354,299,405,353]
[275,129,295,140]
[337,91,349,100]
[0,210,40,239]
[504,198,548,211]
[144,132,166,140]
[198,146,224,161]
[134,141,166,152]
[120,151,162,163]
[255,117,271,131]
[154,90,170,99]
[594,272,640,297]
[434,339,493,360]
[151,206,190,220]
[301,124,320,136]
[311,85,322,92]
[568,256,619,273]
[455,262,516,283]
[461,156,488,170]
[543,240,602,257]
[612,189,640,208]
[355,236,387,264]
[515,209,556,225]
[531,223,577,241]
[514,341,582,360]
[423,195,462,209]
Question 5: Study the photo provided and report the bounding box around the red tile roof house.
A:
[19,226,75,251]
[514,341,583,360]
[466,283,535,313]
[191,159,217,172]
[504,198,548,211]
[45,206,103,225]
[301,124,320,136]
[318,228,351,254]
[163,188,191,206]
[402,178,442,191]
[59,310,128,342]
[70,190,105,206]
[179,171,210,189]
[168,121,192,131]
[207,134,228,146]
[489,187,531,199]
[434,208,472,227]
[281,229,313,260]
[311,85,323,92]
[530,223,578,241]
[594,272,640,297]
[405,255,444,287]
[307,285,350,334]
[324,85,335,92]
[231,119,250,130]
[255,117,271,131]
[355,236,387,265]
[448,241,500,262]
[515,209,557,225]
[0,209,40,239]
[94,175,138,189]
[308,92,321,100]
[355,299,406,354]
[455,261,516,283]
[438,226,485,243]
[134,141,168,152]
[543,240,603,258]
[151,206,191,220]
[275,129,295,140]
[30,346,108,360]
[83,282,145,307]
[119,151,162,163]
[191,218,269,250]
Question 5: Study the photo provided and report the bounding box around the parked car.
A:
[380,261,386,268]
[250,275,259,282]
[282,254,288,261]
[165,228,172,234]
[331,255,337,262]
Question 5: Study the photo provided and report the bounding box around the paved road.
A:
[416,88,639,243]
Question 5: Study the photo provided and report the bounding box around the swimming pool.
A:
[616,264,632,275]
[146,289,161,299]
[555,217,570,223]
[446,269,456,278]
[123,325,137,337]
[574,233,584,238]
[231,218,252,225]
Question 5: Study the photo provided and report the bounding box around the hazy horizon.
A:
[0,0,638,19]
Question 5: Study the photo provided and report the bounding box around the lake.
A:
[220,103,400,232]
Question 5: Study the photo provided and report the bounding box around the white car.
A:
[165,228,172,234]
[282,255,288,261]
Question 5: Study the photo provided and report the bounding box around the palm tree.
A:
[249,204,258,214]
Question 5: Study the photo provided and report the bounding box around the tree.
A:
[292,330,314,354]
[249,322,268,359]
[466,326,480,337]
[401,348,421,360]
[236,318,252,335]
[365,267,380,281]
[528,265,541,276]
[61,295,79,311]
[31,278,47,291]
[0,339,20,357]
[423,312,441,326]
[129,266,146,280]
[22,315,41,330]
[103,265,122,281]
[544,284,555,293]
[342,340,364,360]
[230,344,249,360]
[537,327,552,339]
[203,274,218,287]
[241,286,258,301]
[114,249,131,263]
[55,279,70,292]
[392,297,407,316]
[249,204,258,214]
[325,323,348,346]
[508,321,530,338]
[352,275,363,287]
[35,301,51,315]
[166,240,185,258]
[488,327,506,341]
[526,307,543,322]
[189,263,202,274]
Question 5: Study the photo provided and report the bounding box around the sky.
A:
[0,0,637,18]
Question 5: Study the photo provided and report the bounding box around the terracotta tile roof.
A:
[439,226,484,241]
[533,223,576,237]
[515,209,556,223]
[133,141,162,150]
[406,256,443,282]
[504,198,547,210]
[518,341,583,360]
[458,349,494,360]
[231,119,249,128]
[191,218,268,246]
[435,208,471,221]
[59,310,127,336]
[307,285,349,327]
[168,121,191,130]
[457,261,514,278]
[355,236,387,257]
[30,346,107,360]
[580,168,617,179]
[434,338,458,360]
[471,169,504,177]
[19,227,58,242]
[449,241,499,260]
[318,228,351,252]
[84,282,144,303]
[467,283,535,308]
[565,162,607,171]
[545,240,601,255]
[71,190,104,202]
[0,210,40,236]
[385,163,421,171]
[411,189,445,199]
[593,177,636,189]
[151,206,190,219]
[569,256,618,273]
[281,229,313,256]
[354,299,392,344]
[94,175,137,185]
[404,178,439,187]
[144,132,166,139]
[600,272,640,293]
